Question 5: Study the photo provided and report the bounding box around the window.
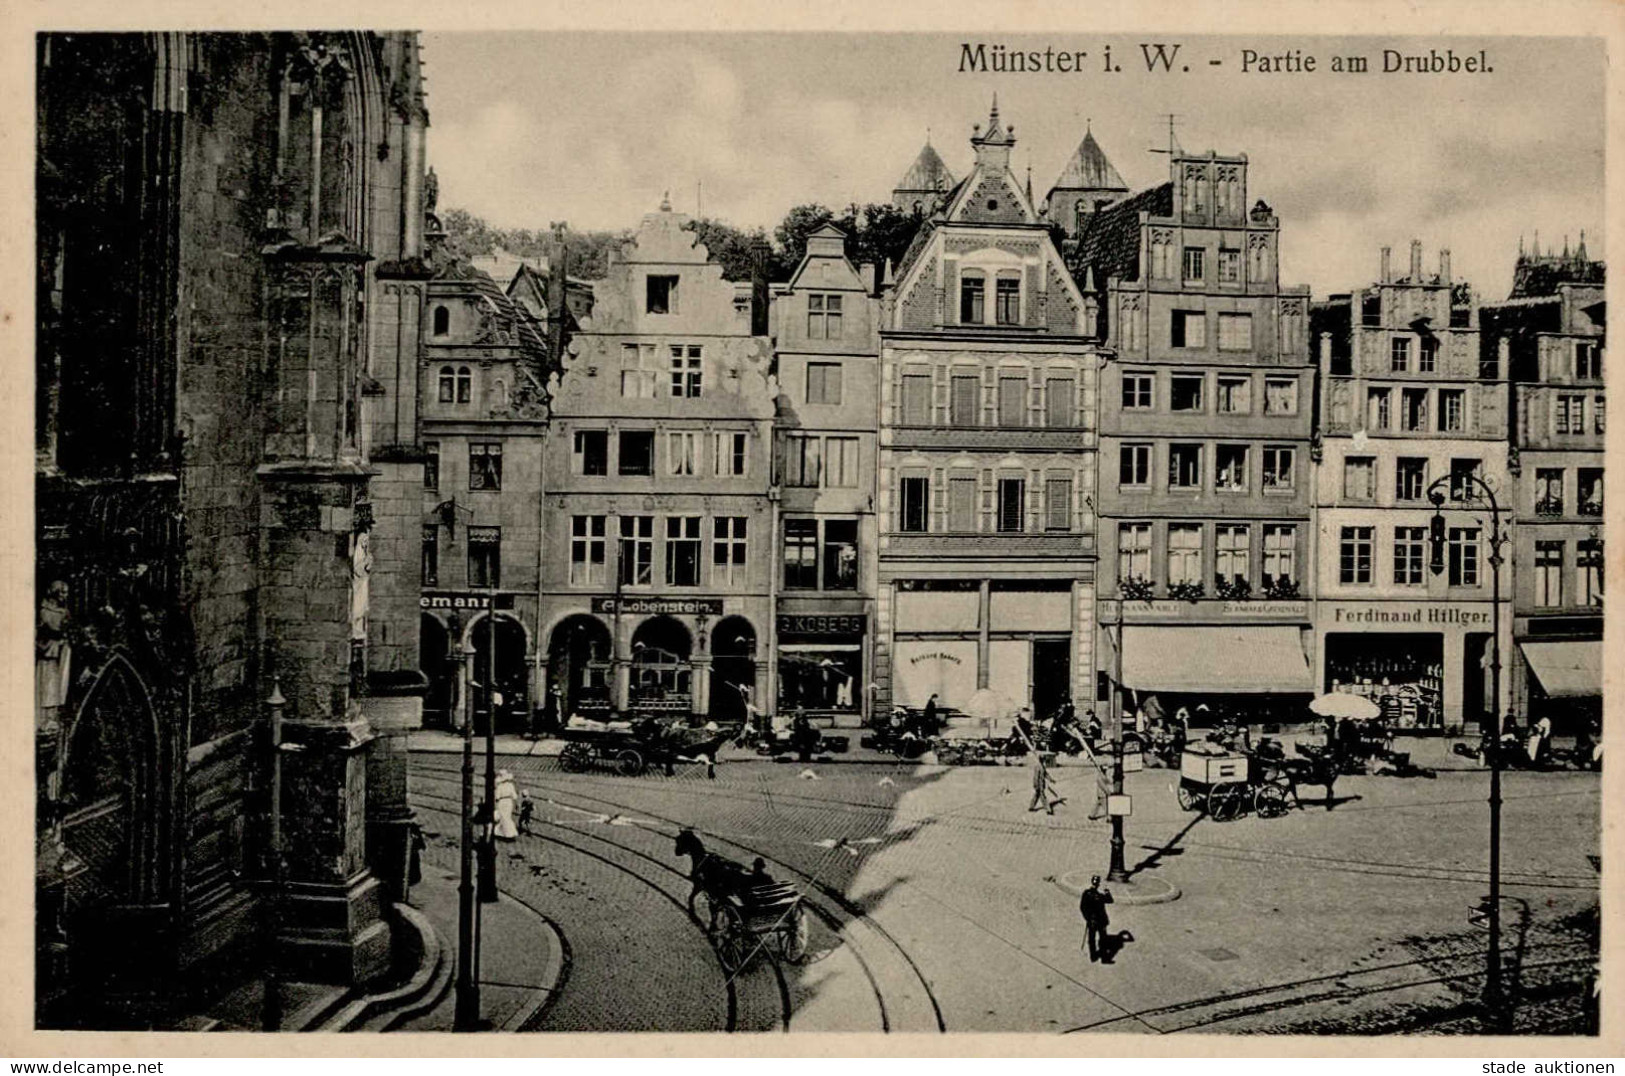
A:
[1150,237,1173,280]
[951,374,980,425]
[1448,527,1480,587]
[1343,456,1376,501]
[1122,373,1153,409]
[573,430,608,476]
[784,519,819,588]
[1339,526,1373,585]
[1579,539,1604,606]
[783,433,821,487]
[1366,388,1391,430]
[421,524,438,586]
[1183,166,1207,215]
[1217,377,1251,414]
[1171,310,1206,348]
[807,294,843,339]
[646,274,679,314]
[712,517,748,586]
[995,275,1021,325]
[1576,341,1602,380]
[664,517,702,587]
[1401,388,1428,431]
[570,516,607,585]
[1578,469,1604,516]
[1535,468,1565,515]
[1554,394,1585,434]
[1183,247,1206,283]
[424,442,440,490]
[467,526,501,588]
[618,516,653,586]
[1391,337,1411,372]
[1170,375,1204,412]
[1169,444,1202,489]
[1393,527,1425,585]
[618,430,654,476]
[714,431,748,477]
[1119,443,1152,488]
[1119,523,1153,582]
[432,305,450,337]
[1438,389,1465,432]
[947,476,978,532]
[824,437,859,488]
[1449,458,1481,502]
[438,366,456,403]
[807,362,842,404]
[1046,377,1076,427]
[667,431,698,476]
[823,520,858,590]
[1217,313,1253,351]
[1395,458,1427,501]
[620,368,658,399]
[998,376,1027,427]
[469,443,502,491]
[1419,336,1439,372]
[1215,444,1249,492]
[900,477,929,532]
[1594,395,1606,433]
[996,478,1025,533]
[901,373,932,424]
[960,272,985,324]
[1218,249,1241,283]
[1362,294,1382,328]
[1168,524,1203,585]
[1262,446,1295,491]
[1215,525,1249,586]
[1534,541,1564,607]
[670,345,703,398]
[1263,525,1296,587]
[1264,378,1298,416]
[1045,478,1072,531]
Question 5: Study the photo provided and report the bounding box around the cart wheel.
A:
[689,887,719,932]
[1176,780,1198,812]
[615,748,646,776]
[713,903,747,971]
[1207,782,1246,822]
[559,742,592,773]
[777,904,810,964]
[1254,782,1290,819]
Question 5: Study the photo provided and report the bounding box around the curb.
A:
[491,887,570,1033]
[1054,870,1182,905]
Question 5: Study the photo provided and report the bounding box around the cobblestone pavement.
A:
[408,751,1600,1035]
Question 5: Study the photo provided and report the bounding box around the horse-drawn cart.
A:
[557,718,735,777]
[676,829,808,971]
[1177,745,1294,822]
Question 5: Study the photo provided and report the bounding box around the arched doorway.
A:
[420,614,454,729]
[547,615,613,721]
[630,616,692,716]
[710,616,756,725]
[469,615,528,735]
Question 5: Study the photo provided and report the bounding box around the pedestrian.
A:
[792,709,816,763]
[1027,740,1062,814]
[1079,874,1115,963]
[518,790,535,835]
[493,769,519,841]
[1531,713,1553,767]
[923,694,939,733]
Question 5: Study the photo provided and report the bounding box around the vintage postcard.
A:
[5,0,1620,1059]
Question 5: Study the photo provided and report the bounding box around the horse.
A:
[674,828,750,925]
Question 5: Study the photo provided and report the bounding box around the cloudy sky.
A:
[423,32,1603,299]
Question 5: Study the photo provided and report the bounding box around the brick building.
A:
[1072,145,1316,721]
[1479,240,1605,729]
[35,32,430,1026]
[875,103,1101,724]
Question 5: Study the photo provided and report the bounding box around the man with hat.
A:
[1079,874,1115,963]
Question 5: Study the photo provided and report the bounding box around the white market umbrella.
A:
[1309,693,1381,720]
[960,688,1017,721]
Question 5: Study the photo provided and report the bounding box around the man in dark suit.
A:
[1079,874,1115,963]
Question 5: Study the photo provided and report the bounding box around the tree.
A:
[684,218,775,282]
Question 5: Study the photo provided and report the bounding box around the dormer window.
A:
[960,271,986,324]
[808,293,843,339]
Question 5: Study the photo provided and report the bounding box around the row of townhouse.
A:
[413,103,1603,739]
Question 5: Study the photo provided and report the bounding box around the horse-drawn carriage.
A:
[1176,738,1338,821]
[557,716,736,777]
[675,829,809,971]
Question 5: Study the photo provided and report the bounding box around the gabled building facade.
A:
[538,201,776,727]
[876,104,1101,723]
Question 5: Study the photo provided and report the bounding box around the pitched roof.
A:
[896,141,955,194]
[1070,182,1173,290]
[433,257,551,359]
[1050,129,1128,194]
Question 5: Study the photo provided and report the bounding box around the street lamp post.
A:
[1428,472,1506,1028]
[260,678,289,1031]
[454,632,480,1031]
[1107,597,1129,883]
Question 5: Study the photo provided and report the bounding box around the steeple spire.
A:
[659,190,672,213]
[1577,229,1588,260]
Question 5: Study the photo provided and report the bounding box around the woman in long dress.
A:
[493,769,520,841]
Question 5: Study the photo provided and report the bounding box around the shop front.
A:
[1518,636,1601,734]
[1316,600,1509,732]
[419,590,529,732]
[776,610,867,728]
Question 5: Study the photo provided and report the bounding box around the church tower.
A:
[891,136,956,213]
[1045,124,1129,239]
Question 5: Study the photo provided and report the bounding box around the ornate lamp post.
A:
[1106,597,1129,883]
[1428,471,1508,1028]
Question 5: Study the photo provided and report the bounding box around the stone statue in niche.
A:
[350,530,372,643]
[36,580,72,733]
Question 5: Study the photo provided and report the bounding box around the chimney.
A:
[1409,239,1423,281]
[861,263,877,295]
[1380,246,1392,283]
[1439,249,1451,285]
[750,239,771,337]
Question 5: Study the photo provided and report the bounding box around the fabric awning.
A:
[1521,641,1602,698]
[1118,626,1313,694]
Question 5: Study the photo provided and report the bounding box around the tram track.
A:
[411,763,941,1032]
